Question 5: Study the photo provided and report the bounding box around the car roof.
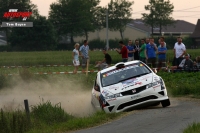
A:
[100,60,141,74]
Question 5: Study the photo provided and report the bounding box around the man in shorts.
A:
[79,40,89,71]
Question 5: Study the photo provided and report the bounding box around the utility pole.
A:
[106,6,109,50]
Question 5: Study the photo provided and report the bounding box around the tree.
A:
[0,0,39,42]
[142,0,175,36]
[9,16,58,51]
[49,0,100,42]
[108,0,133,40]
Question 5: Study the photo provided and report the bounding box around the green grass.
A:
[0,49,199,66]
[183,122,200,133]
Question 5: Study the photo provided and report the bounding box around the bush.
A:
[31,100,73,125]
[0,109,30,133]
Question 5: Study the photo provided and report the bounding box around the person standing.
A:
[126,40,135,61]
[133,39,140,60]
[72,43,81,73]
[174,37,186,67]
[139,39,147,63]
[116,41,128,62]
[145,38,150,45]
[157,40,167,70]
[79,40,89,71]
[145,38,158,68]
[158,37,166,48]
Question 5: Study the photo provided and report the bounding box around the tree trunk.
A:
[70,34,74,44]
[119,29,123,40]
[151,24,154,37]
[159,22,162,36]
[84,29,88,40]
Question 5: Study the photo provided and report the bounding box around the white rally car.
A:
[91,60,170,113]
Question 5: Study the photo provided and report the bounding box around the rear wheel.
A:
[161,99,170,107]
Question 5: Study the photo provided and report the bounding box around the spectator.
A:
[158,37,166,48]
[116,41,128,62]
[146,38,150,45]
[133,39,140,60]
[95,48,112,70]
[194,56,200,69]
[174,37,186,67]
[79,40,89,71]
[146,38,158,68]
[72,43,81,73]
[139,39,147,63]
[157,40,167,70]
[170,53,193,72]
[126,40,135,61]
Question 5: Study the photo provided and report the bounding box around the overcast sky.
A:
[32,0,200,24]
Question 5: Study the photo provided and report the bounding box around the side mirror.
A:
[94,85,100,92]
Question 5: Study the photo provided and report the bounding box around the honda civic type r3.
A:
[91,60,170,113]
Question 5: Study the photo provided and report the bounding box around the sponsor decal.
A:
[107,98,116,102]
[135,82,142,85]
[109,86,119,90]
[122,78,138,87]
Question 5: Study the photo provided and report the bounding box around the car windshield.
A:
[101,62,151,87]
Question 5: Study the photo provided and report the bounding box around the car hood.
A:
[101,73,154,95]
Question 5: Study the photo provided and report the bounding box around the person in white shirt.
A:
[173,37,186,67]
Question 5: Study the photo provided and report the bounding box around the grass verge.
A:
[183,122,200,133]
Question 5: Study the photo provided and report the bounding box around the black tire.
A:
[161,99,170,107]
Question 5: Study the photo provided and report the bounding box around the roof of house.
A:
[127,19,196,34]
[191,19,200,38]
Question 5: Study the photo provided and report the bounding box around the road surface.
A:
[72,97,200,133]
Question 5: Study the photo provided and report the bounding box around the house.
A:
[0,31,7,45]
[191,19,200,47]
[74,19,196,42]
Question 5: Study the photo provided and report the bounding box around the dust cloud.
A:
[0,76,96,117]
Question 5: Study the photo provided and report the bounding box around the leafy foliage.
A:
[49,0,101,42]
[9,16,58,51]
[142,0,175,36]
[108,0,133,39]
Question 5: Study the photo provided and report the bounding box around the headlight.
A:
[146,78,165,90]
[105,93,122,99]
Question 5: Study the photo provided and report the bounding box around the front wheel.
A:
[161,99,170,107]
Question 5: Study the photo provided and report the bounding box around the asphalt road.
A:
[72,97,200,133]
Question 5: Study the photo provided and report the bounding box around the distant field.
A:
[0,49,199,66]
